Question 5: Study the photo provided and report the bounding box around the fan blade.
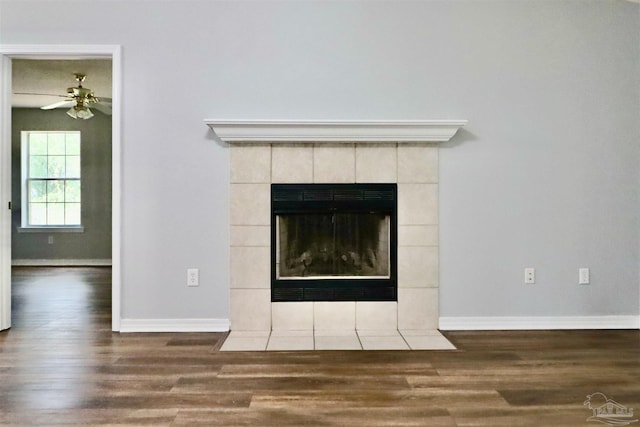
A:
[41,100,74,110]
[92,101,112,115]
[13,92,68,98]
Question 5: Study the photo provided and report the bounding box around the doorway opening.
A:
[0,45,121,332]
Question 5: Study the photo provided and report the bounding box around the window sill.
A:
[18,226,84,233]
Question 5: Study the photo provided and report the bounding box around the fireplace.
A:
[272,183,397,302]
[205,119,467,341]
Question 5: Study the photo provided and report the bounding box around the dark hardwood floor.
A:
[1,267,638,426]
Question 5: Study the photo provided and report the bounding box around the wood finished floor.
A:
[1,267,639,426]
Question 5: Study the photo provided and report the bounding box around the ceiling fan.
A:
[16,73,112,120]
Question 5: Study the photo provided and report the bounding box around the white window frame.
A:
[19,130,84,233]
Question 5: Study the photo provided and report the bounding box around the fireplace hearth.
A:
[272,183,397,302]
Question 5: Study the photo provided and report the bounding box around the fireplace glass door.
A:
[276,213,390,279]
[271,183,397,302]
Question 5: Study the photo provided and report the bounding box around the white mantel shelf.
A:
[205,119,467,143]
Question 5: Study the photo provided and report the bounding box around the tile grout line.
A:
[265,330,272,351]
[398,329,413,350]
[355,330,364,350]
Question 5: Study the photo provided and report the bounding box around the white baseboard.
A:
[119,318,230,333]
[439,315,640,330]
[12,259,112,266]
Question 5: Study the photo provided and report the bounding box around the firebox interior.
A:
[271,183,397,302]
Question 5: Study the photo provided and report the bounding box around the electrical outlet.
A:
[579,268,590,285]
[48,235,54,245]
[524,268,535,284]
[187,268,199,287]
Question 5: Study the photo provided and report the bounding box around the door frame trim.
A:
[0,44,122,331]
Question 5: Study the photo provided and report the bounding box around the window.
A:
[21,131,81,228]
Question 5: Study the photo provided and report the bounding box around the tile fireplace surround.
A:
[206,120,466,350]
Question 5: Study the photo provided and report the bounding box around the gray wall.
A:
[1,0,638,320]
[11,108,112,260]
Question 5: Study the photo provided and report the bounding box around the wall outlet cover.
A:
[187,268,199,287]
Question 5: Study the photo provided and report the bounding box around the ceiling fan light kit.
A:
[66,105,94,120]
[64,73,97,120]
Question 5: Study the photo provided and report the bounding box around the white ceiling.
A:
[12,59,112,108]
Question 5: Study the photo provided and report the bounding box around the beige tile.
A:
[220,335,269,351]
[359,334,409,350]
[398,183,438,225]
[398,288,439,330]
[272,302,314,331]
[401,333,456,350]
[269,329,313,337]
[397,144,438,183]
[398,329,442,336]
[398,225,438,247]
[226,330,271,337]
[315,334,362,350]
[271,144,313,183]
[355,143,397,183]
[398,246,438,288]
[229,289,271,331]
[356,329,402,337]
[230,225,271,247]
[230,144,271,183]
[230,183,270,225]
[314,301,356,330]
[355,301,397,330]
[266,335,314,351]
[314,329,359,337]
[230,246,270,289]
[313,144,355,183]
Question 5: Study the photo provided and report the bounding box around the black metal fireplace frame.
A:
[271,183,397,302]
